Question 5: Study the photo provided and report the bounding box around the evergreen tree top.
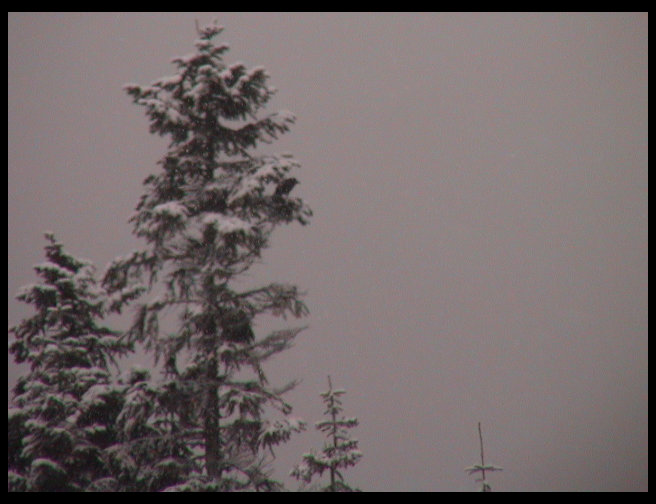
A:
[10,233,123,372]
[8,234,128,491]
[109,20,312,296]
[290,377,363,491]
[123,18,294,157]
[465,423,502,492]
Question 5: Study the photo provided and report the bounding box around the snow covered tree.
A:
[464,422,503,492]
[102,20,311,490]
[290,376,363,492]
[95,365,197,492]
[8,233,129,492]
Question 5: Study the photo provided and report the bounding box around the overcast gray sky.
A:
[8,13,648,491]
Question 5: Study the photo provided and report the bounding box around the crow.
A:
[274,177,299,197]
[221,309,255,344]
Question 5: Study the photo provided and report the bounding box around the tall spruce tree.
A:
[103,20,312,490]
[8,233,129,492]
[290,376,363,492]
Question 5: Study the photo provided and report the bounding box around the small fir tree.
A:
[103,20,311,490]
[464,422,503,492]
[8,233,129,491]
[291,376,363,492]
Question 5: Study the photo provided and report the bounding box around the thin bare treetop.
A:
[464,422,503,492]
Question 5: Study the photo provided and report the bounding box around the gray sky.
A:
[8,13,648,491]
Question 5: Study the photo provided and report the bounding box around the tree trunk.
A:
[204,352,221,478]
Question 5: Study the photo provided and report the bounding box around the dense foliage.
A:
[101,20,311,490]
[8,234,128,491]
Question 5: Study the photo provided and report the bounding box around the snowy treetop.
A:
[123,20,295,156]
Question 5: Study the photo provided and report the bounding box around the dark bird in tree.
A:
[274,177,299,197]
[221,309,255,344]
